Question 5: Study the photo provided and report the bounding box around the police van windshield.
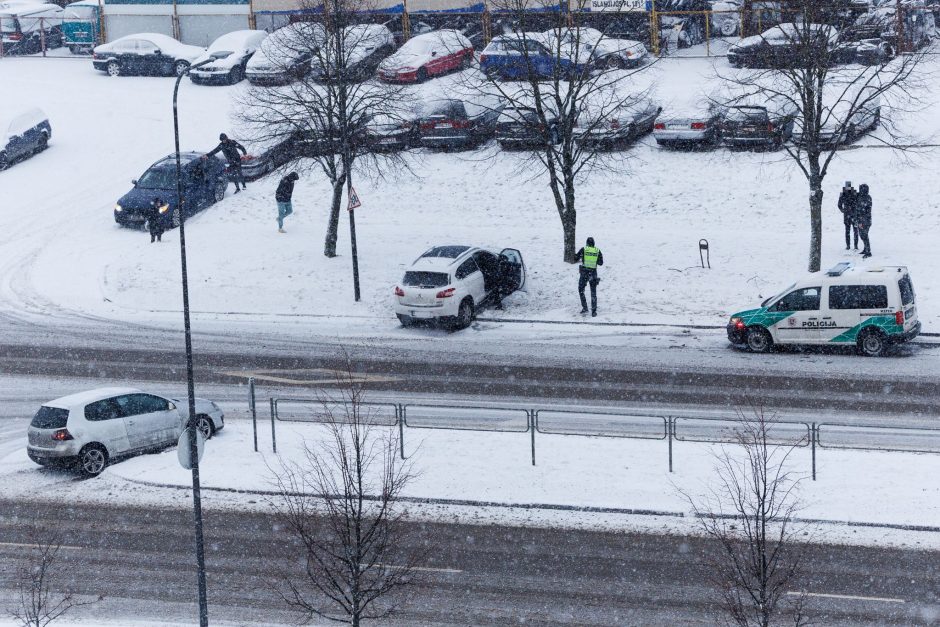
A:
[762,283,795,307]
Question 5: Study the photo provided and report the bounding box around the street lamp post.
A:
[172,58,212,627]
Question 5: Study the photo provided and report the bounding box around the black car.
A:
[727,23,840,68]
[417,99,504,151]
[0,108,51,170]
[92,33,204,77]
[575,101,661,149]
[719,103,797,149]
[496,106,560,150]
[114,153,227,229]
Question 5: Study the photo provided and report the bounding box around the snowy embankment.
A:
[0,56,938,335]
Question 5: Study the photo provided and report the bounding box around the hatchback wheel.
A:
[214,179,227,202]
[77,444,108,477]
[745,326,773,353]
[196,415,214,440]
[857,329,887,357]
[107,60,121,77]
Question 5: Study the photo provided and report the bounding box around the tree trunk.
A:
[808,175,823,273]
[562,166,577,263]
[323,172,347,258]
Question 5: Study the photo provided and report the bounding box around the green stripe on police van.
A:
[829,316,903,343]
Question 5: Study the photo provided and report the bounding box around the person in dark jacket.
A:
[856,183,873,258]
[575,236,604,317]
[275,172,299,233]
[837,181,859,250]
[146,197,166,243]
[205,133,248,193]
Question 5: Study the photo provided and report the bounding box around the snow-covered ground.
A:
[1,55,939,340]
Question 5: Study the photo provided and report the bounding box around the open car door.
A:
[499,248,527,293]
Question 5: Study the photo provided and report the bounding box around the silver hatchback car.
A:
[27,387,224,477]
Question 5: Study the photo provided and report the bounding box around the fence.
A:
[249,384,940,481]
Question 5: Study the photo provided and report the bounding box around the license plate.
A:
[668,124,686,129]
[410,311,433,319]
[437,123,453,129]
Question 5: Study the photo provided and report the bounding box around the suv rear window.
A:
[30,406,69,429]
[899,276,915,306]
[402,271,449,288]
[829,285,888,309]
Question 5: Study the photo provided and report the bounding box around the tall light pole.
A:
[172,57,212,627]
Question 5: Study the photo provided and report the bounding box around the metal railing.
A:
[253,391,940,480]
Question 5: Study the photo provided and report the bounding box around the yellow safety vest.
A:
[582,246,600,270]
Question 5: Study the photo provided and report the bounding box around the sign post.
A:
[347,185,362,301]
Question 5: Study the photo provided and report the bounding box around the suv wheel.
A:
[397,314,413,327]
[77,444,108,477]
[745,326,773,353]
[214,179,226,202]
[857,329,887,357]
[454,298,473,330]
[107,60,121,77]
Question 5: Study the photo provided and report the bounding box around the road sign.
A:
[178,427,206,470]
[347,186,362,211]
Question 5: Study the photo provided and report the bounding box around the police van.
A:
[727,262,920,357]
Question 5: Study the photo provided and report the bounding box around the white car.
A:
[549,27,648,69]
[26,387,225,477]
[92,33,204,77]
[190,30,267,85]
[394,245,527,329]
[246,22,324,86]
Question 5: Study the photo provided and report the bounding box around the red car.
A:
[377,29,473,83]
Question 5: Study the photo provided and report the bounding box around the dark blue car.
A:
[1,108,51,170]
[479,33,590,80]
[114,152,227,229]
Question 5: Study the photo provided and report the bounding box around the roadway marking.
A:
[787,591,905,604]
[0,541,83,551]
[378,563,462,574]
[219,369,401,386]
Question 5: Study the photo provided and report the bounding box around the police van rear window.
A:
[898,276,915,306]
[829,285,888,309]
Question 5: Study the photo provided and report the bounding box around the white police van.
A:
[727,262,920,356]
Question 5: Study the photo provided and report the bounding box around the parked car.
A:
[364,109,422,151]
[659,14,706,50]
[417,96,504,150]
[309,24,396,82]
[653,98,721,148]
[26,387,224,477]
[114,152,227,229]
[480,33,590,80]
[245,22,322,86]
[0,2,63,55]
[189,30,267,85]
[386,18,433,47]
[0,107,50,170]
[792,95,880,147]
[496,103,560,149]
[545,27,648,69]
[93,33,204,77]
[378,29,473,83]
[727,23,840,68]
[394,245,527,329]
[61,0,99,54]
[718,96,797,149]
[232,132,305,180]
[575,99,661,148]
[727,262,920,357]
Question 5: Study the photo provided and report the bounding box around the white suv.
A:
[395,245,527,329]
[26,387,224,477]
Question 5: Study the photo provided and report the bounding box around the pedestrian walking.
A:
[837,181,859,250]
[205,133,248,193]
[275,171,299,233]
[576,236,603,317]
[146,197,166,243]
[856,183,873,258]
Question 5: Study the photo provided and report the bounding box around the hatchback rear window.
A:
[829,285,888,309]
[402,271,449,288]
[31,406,69,429]
[726,107,768,123]
[899,276,915,305]
[424,100,467,119]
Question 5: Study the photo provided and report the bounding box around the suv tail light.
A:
[51,429,73,441]
[610,120,621,129]
[896,310,905,325]
[690,122,706,130]
[653,122,666,130]
[394,286,405,297]
[436,287,456,298]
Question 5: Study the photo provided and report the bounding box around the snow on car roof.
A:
[5,107,46,135]
[45,387,143,409]
[208,29,265,52]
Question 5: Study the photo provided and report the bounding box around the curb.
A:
[119,476,940,533]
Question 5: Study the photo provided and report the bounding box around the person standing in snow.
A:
[837,181,859,251]
[856,183,873,258]
[576,236,603,317]
[205,133,248,193]
[146,197,166,243]
[275,172,299,233]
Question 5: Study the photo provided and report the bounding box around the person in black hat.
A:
[146,197,167,243]
[205,133,248,193]
[837,181,859,251]
[856,183,873,258]
[275,171,299,233]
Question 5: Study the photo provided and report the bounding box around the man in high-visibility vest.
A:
[576,236,604,317]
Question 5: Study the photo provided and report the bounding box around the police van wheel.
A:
[745,326,773,353]
[857,329,887,357]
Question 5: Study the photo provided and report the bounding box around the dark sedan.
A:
[719,102,796,149]
[496,106,560,150]
[727,23,839,69]
[1,108,51,170]
[114,153,227,229]
[93,33,204,77]
[417,99,503,151]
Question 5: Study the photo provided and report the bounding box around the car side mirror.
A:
[168,402,176,411]
[131,179,138,186]
[432,50,438,56]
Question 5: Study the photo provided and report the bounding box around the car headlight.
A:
[158,203,170,214]
[114,203,122,212]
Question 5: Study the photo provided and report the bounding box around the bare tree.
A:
[237,0,412,258]
[467,0,657,262]
[8,529,102,627]
[269,365,420,626]
[720,2,931,271]
[683,406,809,627]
